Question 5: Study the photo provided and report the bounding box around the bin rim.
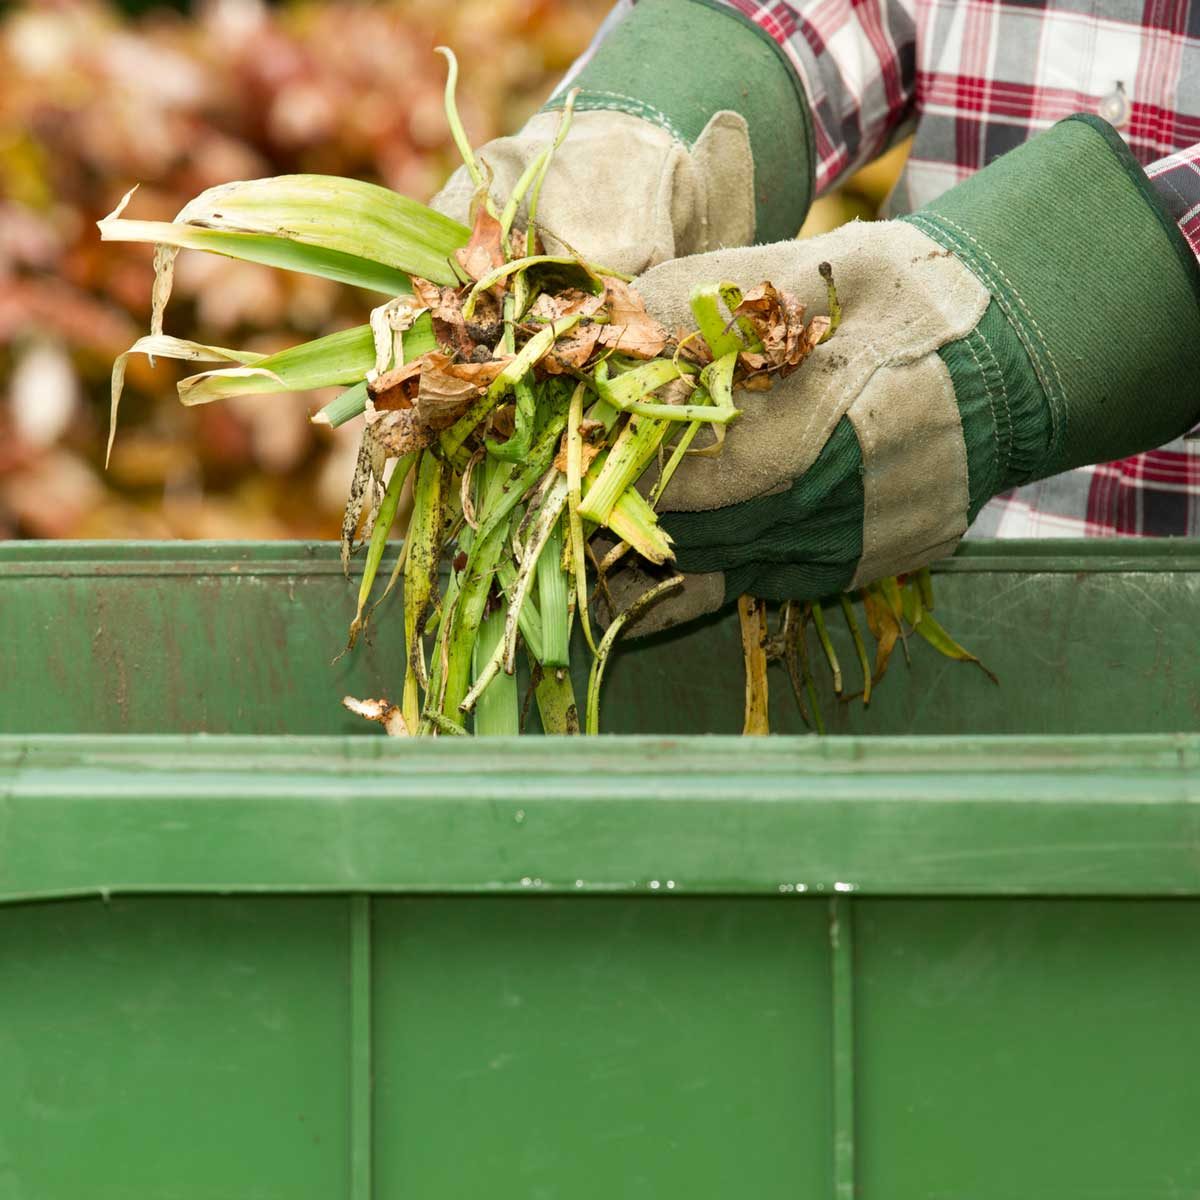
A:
[3,731,1198,905]
[4,537,1200,576]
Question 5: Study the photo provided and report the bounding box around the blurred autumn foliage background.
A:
[0,0,614,538]
[1,0,903,540]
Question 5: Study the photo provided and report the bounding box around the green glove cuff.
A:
[666,417,863,604]
[545,0,814,242]
[908,114,1200,479]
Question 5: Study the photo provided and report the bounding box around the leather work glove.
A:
[430,1,814,273]
[617,116,1200,632]
[432,108,754,277]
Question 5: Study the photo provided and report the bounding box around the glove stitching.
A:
[960,333,1002,487]
[908,212,1067,469]
[980,327,1014,485]
[565,91,688,145]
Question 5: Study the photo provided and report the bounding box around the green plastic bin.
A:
[2,539,1198,1199]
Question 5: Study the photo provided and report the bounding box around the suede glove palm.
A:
[623,116,1200,630]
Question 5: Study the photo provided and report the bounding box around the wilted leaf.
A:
[731,281,825,379]
[909,603,999,685]
[652,376,696,406]
[412,276,476,358]
[598,278,668,359]
[454,201,506,283]
[540,324,601,374]
[416,355,512,429]
[529,289,604,322]
[369,358,425,410]
[862,586,901,685]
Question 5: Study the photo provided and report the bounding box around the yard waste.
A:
[101,49,992,735]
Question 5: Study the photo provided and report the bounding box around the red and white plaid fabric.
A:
[576,0,1200,537]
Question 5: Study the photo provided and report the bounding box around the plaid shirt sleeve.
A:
[570,2,1200,262]
[562,0,918,195]
[1146,144,1200,262]
[711,0,918,194]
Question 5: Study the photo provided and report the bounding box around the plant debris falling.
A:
[101,47,994,737]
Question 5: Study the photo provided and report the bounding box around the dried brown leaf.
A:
[415,356,512,430]
[529,288,604,322]
[540,323,601,375]
[454,202,506,283]
[369,357,425,410]
[597,279,668,359]
[732,281,823,378]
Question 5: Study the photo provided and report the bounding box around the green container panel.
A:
[2,539,1199,1198]
[3,539,1200,735]
[4,889,1200,1198]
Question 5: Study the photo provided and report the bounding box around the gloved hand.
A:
[618,115,1200,631]
[429,0,816,273]
[431,108,754,277]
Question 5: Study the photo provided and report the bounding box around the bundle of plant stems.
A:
[102,48,993,737]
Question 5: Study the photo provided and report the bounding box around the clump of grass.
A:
[102,49,990,737]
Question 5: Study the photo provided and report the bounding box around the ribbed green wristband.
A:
[545,0,815,243]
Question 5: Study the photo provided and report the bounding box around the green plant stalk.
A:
[472,607,519,735]
[437,412,567,716]
[818,261,842,341]
[839,593,871,707]
[496,557,545,663]
[499,88,578,246]
[595,358,694,410]
[689,284,746,358]
[536,515,571,667]
[622,398,738,424]
[526,90,579,258]
[810,599,843,695]
[462,255,602,319]
[347,451,416,648]
[916,566,935,611]
[435,47,491,207]
[606,487,674,565]
[717,283,766,350]
[565,380,598,655]
[402,452,447,732]
[796,609,826,735]
[437,515,510,719]
[586,575,684,734]
[577,416,667,525]
[532,662,580,735]
[649,412,707,506]
[463,478,567,712]
[485,296,535,461]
